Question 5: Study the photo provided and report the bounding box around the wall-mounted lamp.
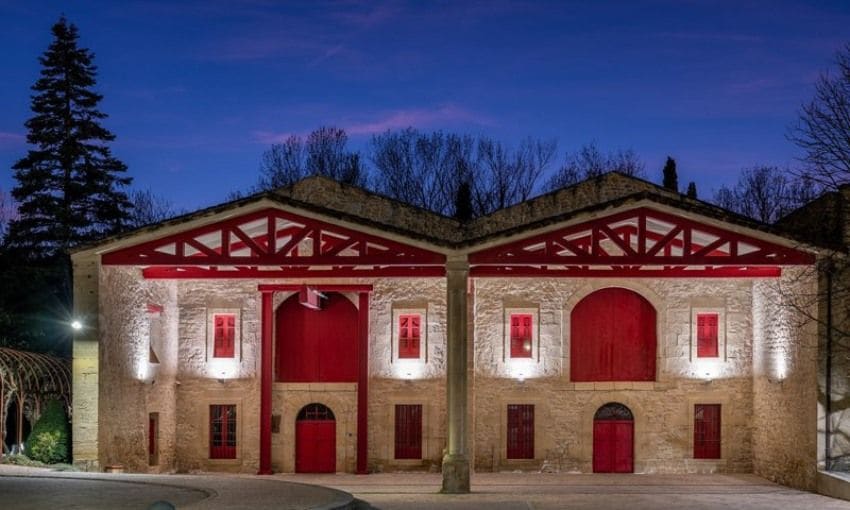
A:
[71,320,83,331]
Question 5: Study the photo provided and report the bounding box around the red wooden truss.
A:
[469,207,814,277]
[102,208,446,278]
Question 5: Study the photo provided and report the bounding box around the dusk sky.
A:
[1,0,849,211]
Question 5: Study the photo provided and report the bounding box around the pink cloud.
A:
[345,105,496,135]
[0,131,25,147]
[252,105,496,144]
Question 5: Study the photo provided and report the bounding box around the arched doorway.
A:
[295,403,336,473]
[570,287,656,381]
[276,292,358,382]
[592,402,634,473]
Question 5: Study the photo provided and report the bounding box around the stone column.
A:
[442,258,470,493]
[71,253,100,471]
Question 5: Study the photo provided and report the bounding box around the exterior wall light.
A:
[71,320,83,331]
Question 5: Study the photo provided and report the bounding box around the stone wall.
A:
[752,267,819,490]
[472,277,756,474]
[71,253,100,470]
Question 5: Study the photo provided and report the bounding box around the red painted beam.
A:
[469,266,782,278]
[141,266,446,279]
[469,206,815,266]
[356,293,370,474]
[258,284,373,293]
[258,291,274,475]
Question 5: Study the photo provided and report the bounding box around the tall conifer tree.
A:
[662,156,678,191]
[8,17,131,256]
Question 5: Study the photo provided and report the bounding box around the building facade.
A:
[71,173,821,490]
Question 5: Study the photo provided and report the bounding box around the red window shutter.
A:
[213,314,235,358]
[506,404,534,459]
[210,404,237,459]
[398,314,421,359]
[394,404,423,459]
[694,404,721,459]
[510,314,533,358]
[697,314,719,358]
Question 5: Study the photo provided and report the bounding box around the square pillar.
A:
[442,258,470,493]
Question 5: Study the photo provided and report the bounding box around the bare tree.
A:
[789,44,850,188]
[257,126,365,190]
[713,166,818,224]
[474,137,557,214]
[370,129,554,217]
[258,135,305,189]
[545,142,645,191]
[128,189,181,228]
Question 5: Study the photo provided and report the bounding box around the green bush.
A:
[26,399,69,464]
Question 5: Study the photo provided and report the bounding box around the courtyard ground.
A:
[283,472,850,510]
[3,465,850,509]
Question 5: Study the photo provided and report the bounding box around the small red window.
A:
[394,404,423,459]
[696,313,719,358]
[213,314,236,358]
[398,314,421,359]
[694,404,721,459]
[507,404,534,459]
[210,404,237,459]
[510,314,533,358]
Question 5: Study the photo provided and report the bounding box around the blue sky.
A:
[1,0,848,210]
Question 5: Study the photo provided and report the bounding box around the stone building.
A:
[71,173,822,492]
[780,186,850,474]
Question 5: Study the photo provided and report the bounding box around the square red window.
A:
[696,313,718,358]
[394,404,423,459]
[510,314,533,358]
[213,314,236,358]
[210,404,237,459]
[694,404,721,459]
[398,314,421,359]
[507,404,534,459]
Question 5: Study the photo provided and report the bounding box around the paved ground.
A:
[282,472,850,510]
[0,465,354,509]
[4,466,850,510]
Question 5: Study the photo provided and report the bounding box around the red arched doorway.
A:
[275,292,358,382]
[295,403,336,473]
[592,402,634,473]
[570,287,656,381]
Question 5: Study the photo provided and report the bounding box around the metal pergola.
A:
[0,348,70,455]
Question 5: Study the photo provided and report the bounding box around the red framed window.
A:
[213,314,236,358]
[398,314,421,359]
[696,313,719,358]
[394,404,423,459]
[694,404,721,459]
[210,404,237,459]
[148,412,159,466]
[510,314,533,358]
[507,404,534,459]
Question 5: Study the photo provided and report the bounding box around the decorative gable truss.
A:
[102,208,447,278]
[469,207,814,277]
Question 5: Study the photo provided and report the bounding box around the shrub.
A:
[26,399,69,464]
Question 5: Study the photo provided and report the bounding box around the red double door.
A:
[592,420,634,473]
[295,420,336,473]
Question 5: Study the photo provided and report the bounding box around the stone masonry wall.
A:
[473,277,755,474]
[752,267,818,490]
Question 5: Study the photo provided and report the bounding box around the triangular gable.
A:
[102,207,446,278]
[469,206,814,277]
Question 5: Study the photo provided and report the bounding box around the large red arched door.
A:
[276,292,358,382]
[571,288,656,381]
[592,402,634,473]
[295,403,336,473]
